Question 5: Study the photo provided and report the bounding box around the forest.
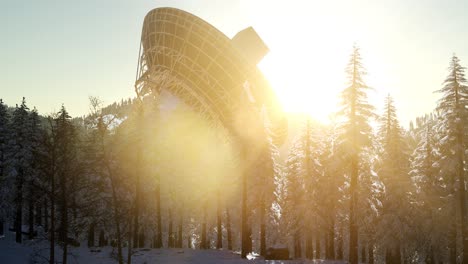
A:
[0,46,467,264]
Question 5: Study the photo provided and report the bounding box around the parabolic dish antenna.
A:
[135,7,287,145]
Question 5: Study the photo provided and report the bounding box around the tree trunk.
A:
[110,173,123,264]
[395,244,402,264]
[457,146,467,264]
[246,225,252,254]
[327,217,335,259]
[349,156,359,264]
[88,222,95,247]
[133,105,143,249]
[455,97,468,264]
[361,244,366,263]
[155,178,162,248]
[305,232,313,259]
[200,204,207,249]
[49,168,55,264]
[226,207,232,250]
[59,172,68,264]
[168,209,174,248]
[99,230,105,247]
[133,163,141,248]
[260,194,266,257]
[0,218,3,236]
[15,168,24,244]
[315,233,321,259]
[36,201,42,227]
[127,217,132,264]
[28,187,34,240]
[294,231,302,259]
[337,226,343,260]
[448,179,457,264]
[177,211,183,248]
[44,199,49,232]
[138,232,145,248]
[216,191,222,249]
[304,122,314,260]
[325,234,329,259]
[368,240,374,264]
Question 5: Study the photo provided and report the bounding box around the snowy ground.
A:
[1,229,346,264]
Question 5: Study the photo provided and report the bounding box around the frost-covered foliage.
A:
[2,53,468,264]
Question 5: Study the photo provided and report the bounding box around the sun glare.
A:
[248,0,391,124]
[259,51,345,124]
[250,2,351,123]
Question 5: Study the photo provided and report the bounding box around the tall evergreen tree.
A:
[410,114,445,263]
[282,140,305,259]
[54,105,79,264]
[26,107,43,240]
[435,54,468,263]
[376,95,412,263]
[336,45,375,264]
[10,98,32,243]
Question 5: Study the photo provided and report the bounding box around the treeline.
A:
[0,46,467,264]
[277,49,468,264]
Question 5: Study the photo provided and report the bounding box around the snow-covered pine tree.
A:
[247,107,282,256]
[301,119,326,260]
[376,95,412,264]
[356,145,381,264]
[281,117,327,260]
[282,139,306,259]
[320,124,347,261]
[409,113,448,263]
[336,45,375,264]
[435,54,468,263]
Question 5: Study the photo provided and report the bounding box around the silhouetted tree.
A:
[54,105,80,264]
[10,98,32,243]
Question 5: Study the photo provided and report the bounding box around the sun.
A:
[258,52,344,124]
[245,0,389,124]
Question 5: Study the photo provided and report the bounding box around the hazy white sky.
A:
[2,0,468,125]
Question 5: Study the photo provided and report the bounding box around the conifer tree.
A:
[282,140,305,259]
[376,95,411,263]
[410,114,445,262]
[10,97,32,243]
[435,54,468,263]
[54,105,79,264]
[26,107,43,240]
[336,45,375,264]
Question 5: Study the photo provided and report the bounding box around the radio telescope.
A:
[135,7,287,145]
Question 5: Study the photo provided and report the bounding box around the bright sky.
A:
[2,0,468,125]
